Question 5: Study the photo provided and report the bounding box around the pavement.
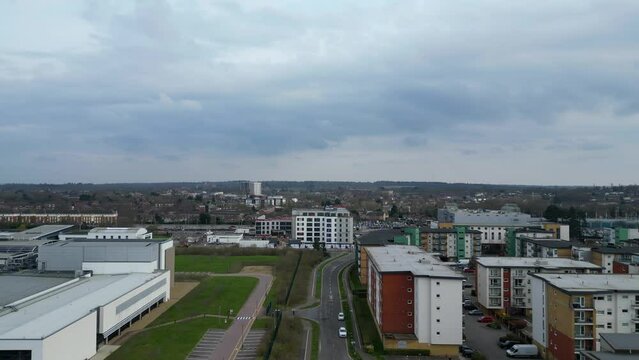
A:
[205,273,273,360]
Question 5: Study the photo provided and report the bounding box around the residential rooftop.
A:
[357,229,404,245]
[599,333,639,351]
[476,257,601,270]
[592,247,639,255]
[366,245,463,279]
[421,228,482,234]
[521,238,573,248]
[530,273,639,293]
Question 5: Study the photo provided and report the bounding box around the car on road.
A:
[477,315,494,323]
[459,344,475,358]
[337,312,345,321]
[499,339,522,349]
[338,327,347,338]
[468,309,483,316]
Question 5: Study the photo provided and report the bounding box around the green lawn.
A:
[108,317,227,360]
[176,255,279,273]
[252,317,274,329]
[151,276,258,325]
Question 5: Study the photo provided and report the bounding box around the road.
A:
[318,253,353,360]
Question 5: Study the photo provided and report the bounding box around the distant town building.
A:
[591,247,639,274]
[292,207,353,248]
[255,216,292,236]
[87,227,152,240]
[475,257,601,316]
[205,231,272,248]
[0,213,118,226]
[531,273,639,359]
[421,227,482,260]
[365,245,463,356]
[520,238,573,258]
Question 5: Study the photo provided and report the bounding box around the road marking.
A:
[236,316,253,320]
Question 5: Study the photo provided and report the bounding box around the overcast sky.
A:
[1,1,638,185]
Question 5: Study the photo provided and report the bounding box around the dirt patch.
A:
[240,266,273,275]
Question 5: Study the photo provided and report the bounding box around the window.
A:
[407,323,413,329]
[607,323,612,329]
[407,300,413,304]
[407,276,413,280]
[436,319,440,323]
[436,332,440,335]
[407,288,413,293]
[407,312,413,316]
[436,306,440,310]
[436,281,440,285]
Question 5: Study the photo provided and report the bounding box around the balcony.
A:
[574,317,593,324]
[633,301,639,308]
[572,303,594,311]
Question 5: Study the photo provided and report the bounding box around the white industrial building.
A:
[0,271,170,360]
[205,232,272,248]
[365,246,463,356]
[292,207,353,248]
[57,227,153,241]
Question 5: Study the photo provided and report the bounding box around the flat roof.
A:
[521,238,572,248]
[581,352,639,360]
[476,257,601,270]
[599,333,639,351]
[88,227,148,234]
[358,229,404,245]
[11,225,74,240]
[530,273,639,293]
[366,245,463,279]
[0,272,165,340]
[44,239,170,248]
[0,275,73,306]
[592,247,639,254]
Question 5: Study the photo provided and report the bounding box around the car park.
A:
[338,327,347,338]
[459,344,475,358]
[506,344,539,358]
[477,315,494,323]
[468,309,483,316]
[337,312,344,321]
[499,339,522,349]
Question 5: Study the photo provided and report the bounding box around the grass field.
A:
[151,276,258,325]
[176,255,279,273]
[108,317,227,360]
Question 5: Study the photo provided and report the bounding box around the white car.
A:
[338,327,347,338]
[338,312,345,321]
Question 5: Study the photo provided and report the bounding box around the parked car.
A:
[499,339,522,348]
[506,344,539,358]
[337,312,345,321]
[463,267,475,273]
[338,327,347,338]
[459,344,475,358]
[468,309,483,316]
[478,315,494,323]
[463,283,473,288]
[464,303,477,310]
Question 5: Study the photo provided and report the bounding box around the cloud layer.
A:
[1,0,638,184]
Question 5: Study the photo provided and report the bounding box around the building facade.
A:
[366,246,463,356]
[255,217,292,236]
[475,257,601,316]
[531,273,639,360]
[421,227,482,260]
[292,207,353,248]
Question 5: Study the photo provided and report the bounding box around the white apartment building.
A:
[366,246,463,356]
[255,217,292,236]
[475,257,601,315]
[292,207,353,248]
[531,273,639,360]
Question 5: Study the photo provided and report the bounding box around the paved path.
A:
[206,273,272,360]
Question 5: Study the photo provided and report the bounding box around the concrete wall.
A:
[42,311,97,360]
[99,271,170,335]
[82,261,158,274]
[531,277,546,347]
[0,340,42,360]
